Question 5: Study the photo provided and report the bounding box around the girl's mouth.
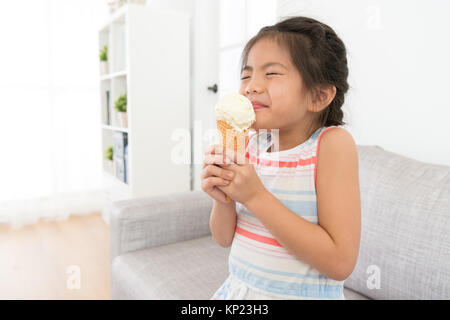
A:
[252,103,268,110]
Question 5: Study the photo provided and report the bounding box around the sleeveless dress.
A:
[211,125,346,300]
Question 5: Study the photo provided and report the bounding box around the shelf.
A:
[99,70,127,81]
[103,170,130,188]
[101,128,129,186]
[99,4,127,33]
[99,5,190,207]
[101,124,129,133]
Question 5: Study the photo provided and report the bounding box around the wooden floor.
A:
[0,213,110,299]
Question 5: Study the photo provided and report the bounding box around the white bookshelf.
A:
[98,4,191,224]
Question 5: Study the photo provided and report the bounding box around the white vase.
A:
[119,112,128,128]
[100,61,108,75]
[108,159,114,173]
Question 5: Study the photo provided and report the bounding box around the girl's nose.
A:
[245,78,264,94]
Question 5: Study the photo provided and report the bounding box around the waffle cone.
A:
[216,120,249,203]
[216,120,249,153]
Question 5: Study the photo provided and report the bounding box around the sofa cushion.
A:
[111,236,230,299]
[343,287,370,300]
[344,146,450,299]
[111,235,369,300]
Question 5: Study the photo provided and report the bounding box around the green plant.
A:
[105,145,113,161]
[114,93,127,113]
[99,45,108,62]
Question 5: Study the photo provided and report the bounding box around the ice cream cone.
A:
[214,93,255,203]
[216,120,249,203]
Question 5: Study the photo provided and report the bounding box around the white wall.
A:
[219,0,277,95]
[146,0,220,191]
[278,0,450,166]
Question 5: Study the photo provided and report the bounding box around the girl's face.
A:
[239,37,312,132]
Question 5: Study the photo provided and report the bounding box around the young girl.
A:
[202,16,361,300]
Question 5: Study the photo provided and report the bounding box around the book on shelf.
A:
[114,154,126,183]
[113,131,127,158]
[124,144,128,184]
[113,131,128,184]
[106,90,111,125]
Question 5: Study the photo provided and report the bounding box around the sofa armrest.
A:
[109,190,213,262]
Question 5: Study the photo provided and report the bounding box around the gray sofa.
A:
[109,145,450,300]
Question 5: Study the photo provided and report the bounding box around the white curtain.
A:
[0,1,109,228]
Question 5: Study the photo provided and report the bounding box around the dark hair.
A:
[241,16,349,129]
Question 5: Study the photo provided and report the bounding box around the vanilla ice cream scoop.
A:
[215,93,255,132]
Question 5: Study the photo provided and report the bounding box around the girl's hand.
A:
[216,147,267,206]
[201,144,236,204]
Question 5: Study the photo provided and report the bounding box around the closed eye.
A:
[240,73,280,80]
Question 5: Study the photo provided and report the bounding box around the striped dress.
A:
[211,125,346,300]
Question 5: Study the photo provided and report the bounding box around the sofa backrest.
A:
[344,145,450,299]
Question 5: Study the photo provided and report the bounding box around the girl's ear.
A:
[309,84,336,113]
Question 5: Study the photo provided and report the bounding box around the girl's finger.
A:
[203,153,231,166]
[201,164,234,181]
[202,176,231,190]
[210,186,232,204]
